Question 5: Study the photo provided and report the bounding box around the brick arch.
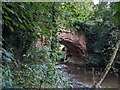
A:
[58,29,86,59]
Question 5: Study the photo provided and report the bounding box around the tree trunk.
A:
[92,40,120,88]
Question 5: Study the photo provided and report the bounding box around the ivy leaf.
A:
[40,24,46,31]
[4,16,11,20]
[12,20,19,27]
[5,7,14,14]
[9,26,14,32]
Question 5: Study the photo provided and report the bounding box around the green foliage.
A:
[2,48,14,63]
[84,3,118,65]
[112,2,120,24]
[2,2,39,59]
[12,45,69,88]
[2,46,69,88]
[57,51,65,61]
[2,2,61,61]
[58,2,94,27]
[73,3,118,65]
[2,48,15,88]
[2,2,69,88]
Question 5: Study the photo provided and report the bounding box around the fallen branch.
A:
[92,40,120,88]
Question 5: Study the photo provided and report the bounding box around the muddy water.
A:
[56,62,118,88]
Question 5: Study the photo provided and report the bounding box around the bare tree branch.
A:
[92,40,120,88]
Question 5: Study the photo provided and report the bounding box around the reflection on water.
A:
[56,62,118,88]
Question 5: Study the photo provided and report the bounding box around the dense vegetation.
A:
[1,1,120,88]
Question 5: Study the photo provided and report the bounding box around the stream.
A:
[55,61,118,88]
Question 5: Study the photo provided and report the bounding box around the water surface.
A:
[56,62,118,88]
